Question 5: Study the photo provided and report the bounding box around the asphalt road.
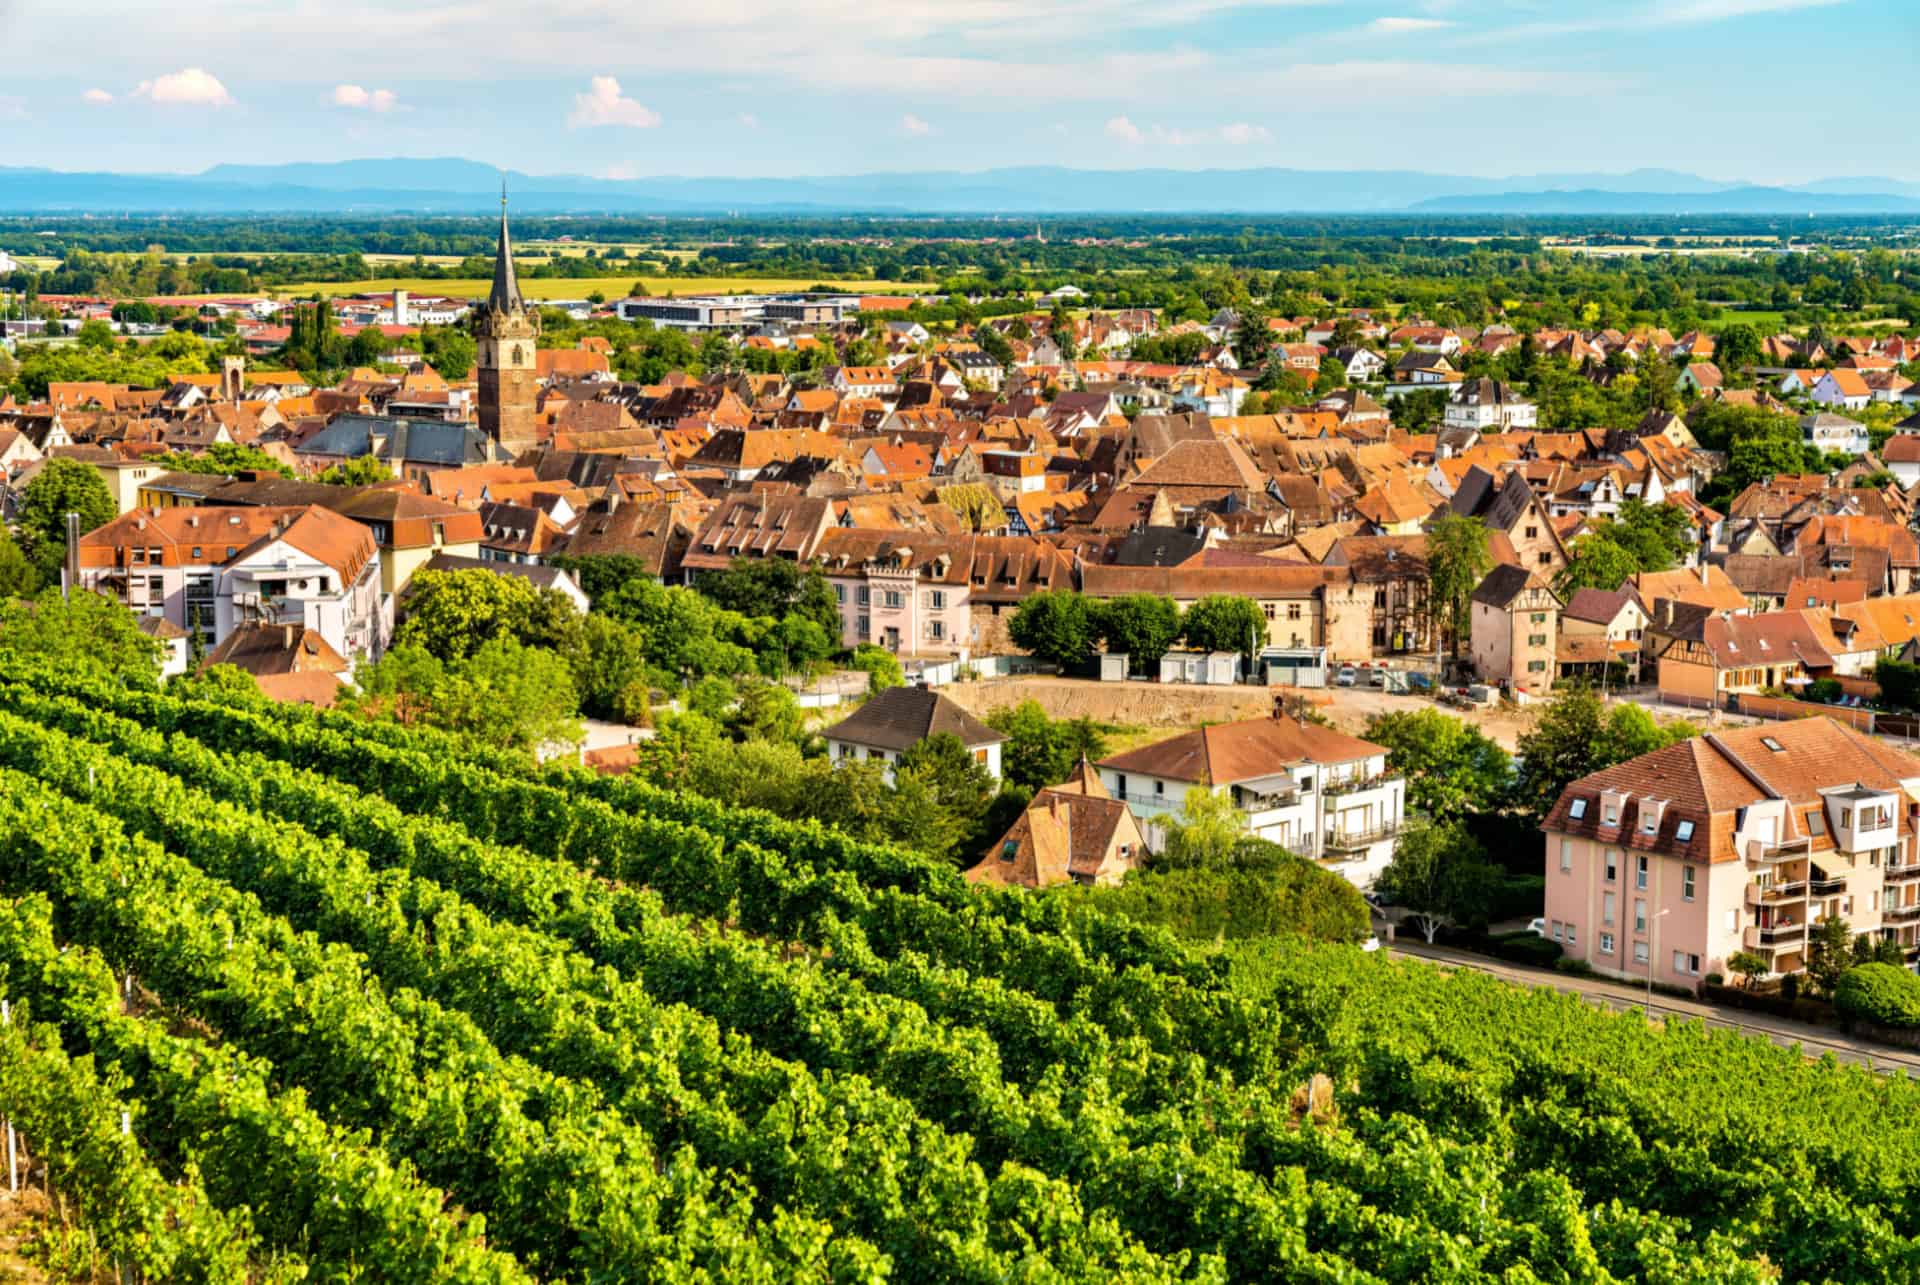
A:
[1390,939,1920,1077]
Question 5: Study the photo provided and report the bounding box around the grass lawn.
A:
[274,275,932,301]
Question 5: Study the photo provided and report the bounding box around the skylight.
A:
[1675,821,1695,843]
[1762,736,1784,752]
[1569,798,1588,819]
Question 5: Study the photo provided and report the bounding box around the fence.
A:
[1735,692,1876,732]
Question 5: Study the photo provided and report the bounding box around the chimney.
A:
[283,624,294,649]
[1699,562,1709,587]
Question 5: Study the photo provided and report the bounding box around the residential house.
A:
[1469,564,1561,696]
[1541,717,1920,989]
[1444,379,1537,432]
[1812,369,1873,412]
[1560,586,1650,683]
[1801,412,1872,457]
[821,683,1003,785]
[1095,706,1407,887]
[965,760,1148,889]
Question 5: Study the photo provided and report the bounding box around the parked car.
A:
[1527,918,1547,938]
[1336,666,1358,687]
[1407,672,1432,691]
[1360,934,1382,953]
[1368,668,1388,688]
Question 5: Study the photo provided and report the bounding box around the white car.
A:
[1527,917,1547,938]
[1360,934,1382,953]
[1336,666,1359,687]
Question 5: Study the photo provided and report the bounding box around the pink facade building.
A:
[1542,717,1920,990]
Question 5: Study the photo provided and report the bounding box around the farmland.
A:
[274,274,934,300]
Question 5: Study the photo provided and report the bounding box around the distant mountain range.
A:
[2,158,1919,215]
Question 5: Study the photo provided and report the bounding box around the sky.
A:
[0,0,1913,182]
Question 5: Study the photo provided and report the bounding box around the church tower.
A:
[474,187,540,457]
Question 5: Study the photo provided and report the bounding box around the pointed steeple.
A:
[489,179,523,314]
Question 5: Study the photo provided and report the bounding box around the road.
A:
[1389,939,1920,1077]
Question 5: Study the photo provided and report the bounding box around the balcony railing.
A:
[1887,864,1920,883]
[1324,823,1401,851]
[1234,789,1301,813]
[1885,903,1920,924]
[1746,880,1808,907]
[1809,876,1848,897]
[1747,837,1813,864]
[1744,923,1807,950]
[1322,773,1401,799]
[1120,791,1179,811]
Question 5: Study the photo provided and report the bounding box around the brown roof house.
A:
[822,684,1003,785]
[1094,704,1405,886]
[1469,564,1562,697]
[965,759,1148,889]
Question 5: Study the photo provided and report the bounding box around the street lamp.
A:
[1646,906,1672,1005]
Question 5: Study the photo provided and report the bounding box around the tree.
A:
[1181,593,1267,660]
[1806,915,1855,998]
[0,528,40,600]
[1155,789,1250,871]
[17,456,116,579]
[1426,513,1492,660]
[572,613,651,723]
[1362,708,1510,817]
[988,700,1110,791]
[898,732,998,861]
[0,588,164,683]
[1232,307,1272,369]
[1554,534,1642,596]
[1095,594,1182,673]
[75,318,117,351]
[152,442,295,479]
[1007,590,1098,668]
[1725,950,1769,991]
[1510,685,1695,822]
[1375,821,1503,943]
[1714,324,1762,376]
[396,568,582,662]
[317,454,393,486]
[848,644,903,693]
[343,638,582,756]
[729,681,803,745]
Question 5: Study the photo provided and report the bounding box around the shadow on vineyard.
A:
[4,659,1920,1281]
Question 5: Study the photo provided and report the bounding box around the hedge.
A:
[1835,963,1920,1029]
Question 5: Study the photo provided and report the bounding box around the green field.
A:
[276,274,932,301]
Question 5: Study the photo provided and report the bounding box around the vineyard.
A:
[5,664,1920,1280]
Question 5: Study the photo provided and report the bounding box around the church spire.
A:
[489,179,523,314]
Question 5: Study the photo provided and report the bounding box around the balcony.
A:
[1808,875,1848,897]
[1322,773,1401,799]
[1887,864,1920,883]
[1120,791,1180,812]
[1233,788,1301,813]
[1885,903,1920,925]
[1746,837,1813,864]
[1745,880,1807,908]
[1744,922,1807,950]
[1323,823,1401,851]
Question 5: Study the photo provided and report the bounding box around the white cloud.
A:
[131,67,235,108]
[737,112,760,128]
[900,113,932,135]
[332,84,398,112]
[1367,16,1451,33]
[566,76,661,129]
[1109,115,1271,146]
[81,88,115,106]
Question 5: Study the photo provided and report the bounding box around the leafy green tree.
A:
[1714,323,1762,375]
[418,324,476,380]
[898,731,998,859]
[1376,821,1503,943]
[1156,789,1250,871]
[1511,686,1696,822]
[0,528,40,600]
[75,318,117,351]
[1835,961,1920,1027]
[1232,306,1271,368]
[1095,594,1183,672]
[729,681,804,744]
[1007,590,1098,668]
[344,638,582,756]
[153,442,295,479]
[396,568,582,663]
[0,588,164,682]
[848,643,903,693]
[572,614,650,723]
[1181,593,1267,659]
[987,700,1110,790]
[17,456,116,579]
[1082,842,1367,943]
[1362,708,1511,816]
[1426,513,1492,659]
[1725,950,1769,991]
[1554,534,1642,596]
[1806,915,1856,998]
[317,455,394,486]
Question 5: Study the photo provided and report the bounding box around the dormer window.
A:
[1603,806,1618,825]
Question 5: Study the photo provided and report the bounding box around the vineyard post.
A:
[2,999,12,1195]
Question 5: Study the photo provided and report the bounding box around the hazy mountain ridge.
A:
[3,160,1918,214]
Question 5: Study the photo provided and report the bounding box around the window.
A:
[1761,736,1783,752]
[1604,851,1617,882]
[1115,774,1127,797]
[1675,820,1695,843]
[1287,603,1302,620]
[1569,798,1588,820]
[929,620,945,641]
[1531,613,1547,625]
[1559,839,1572,873]
[1599,931,1616,955]
[929,590,946,610]
[857,615,870,637]
[1000,840,1019,863]
[1604,805,1618,825]
[1538,552,1552,566]
[1525,525,1538,538]
[131,547,147,566]
[1263,602,1276,620]
[1153,780,1164,797]
[1527,659,1547,673]
[1725,908,1738,933]
[1566,925,1575,946]
[1551,920,1564,941]
[190,546,202,559]
[1643,810,1659,834]
[1636,856,1649,889]
[1673,952,1700,976]
[856,586,871,606]
[834,584,846,603]
[1528,634,1548,647]
[1682,866,1695,902]
[1634,899,1647,934]
[883,590,904,609]
[1603,891,1615,924]
[1632,941,1649,965]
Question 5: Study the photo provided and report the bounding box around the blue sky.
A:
[0,0,1912,181]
